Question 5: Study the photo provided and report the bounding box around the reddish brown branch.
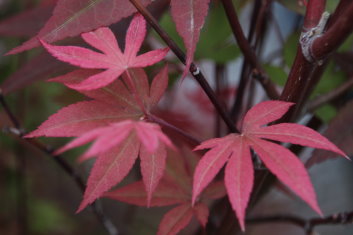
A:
[311,2,353,61]
[230,0,263,121]
[280,0,353,121]
[146,113,201,146]
[248,211,353,234]
[279,0,327,121]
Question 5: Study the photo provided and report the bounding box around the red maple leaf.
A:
[104,148,226,235]
[192,100,348,231]
[170,0,210,77]
[39,13,169,90]
[26,66,173,212]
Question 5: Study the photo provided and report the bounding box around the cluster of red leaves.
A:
[105,148,226,235]
[7,0,211,78]
[26,14,174,212]
[4,0,348,233]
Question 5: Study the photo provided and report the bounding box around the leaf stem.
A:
[147,113,201,146]
[221,0,279,104]
[128,0,239,133]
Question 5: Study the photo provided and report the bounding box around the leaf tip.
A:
[75,202,87,214]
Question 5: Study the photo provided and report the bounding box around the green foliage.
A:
[283,31,300,67]
[314,104,337,123]
[264,64,287,86]
[30,200,74,234]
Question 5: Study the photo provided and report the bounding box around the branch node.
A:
[300,11,330,64]
[2,126,25,136]
[191,65,200,76]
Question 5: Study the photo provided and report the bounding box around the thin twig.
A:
[128,0,238,133]
[308,76,353,111]
[229,0,262,121]
[221,0,279,102]
[146,113,201,146]
[0,89,21,129]
[215,64,226,137]
[247,211,353,234]
[0,93,118,235]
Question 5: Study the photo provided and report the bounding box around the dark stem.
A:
[229,0,258,120]
[0,89,21,129]
[15,149,28,235]
[221,0,279,102]
[0,94,118,235]
[215,64,226,137]
[128,0,238,133]
[221,0,261,70]
[147,113,201,146]
[230,0,267,121]
[247,211,353,234]
[308,76,353,111]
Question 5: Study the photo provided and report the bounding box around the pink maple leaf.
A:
[59,119,174,212]
[171,0,210,77]
[104,148,226,235]
[25,66,173,212]
[192,100,348,231]
[39,13,169,90]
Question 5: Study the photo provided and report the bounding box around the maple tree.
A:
[1,0,353,235]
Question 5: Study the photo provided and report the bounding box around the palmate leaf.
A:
[193,100,347,231]
[39,14,169,90]
[26,66,172,212]
[8,0,152,54]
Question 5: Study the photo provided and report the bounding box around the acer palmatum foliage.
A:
[170,0,210,77]
[192,100,347,231]
[105,149,226,235]
[39,14,169,90]
[26,65,173,212]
